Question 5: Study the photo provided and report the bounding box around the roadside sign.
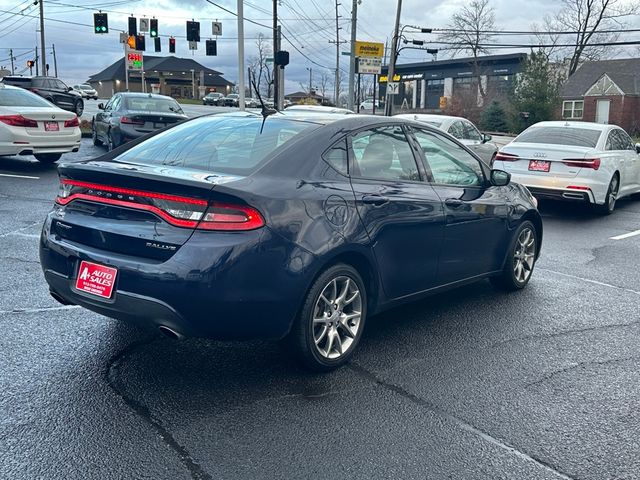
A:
[358,57,381,75]
[265,57,274,63]
[126,51,143,71]
[387,82,399,95]
[119,32,128,44]
[212,21,222,36]
[189,41,198,50]
[439,96,448,109]
[139,18,149,33]
[341,51,351,56]
[355,40,384,58]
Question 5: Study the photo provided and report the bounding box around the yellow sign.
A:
[378,74,400,83]
[439,96,448,109]
[355,41,384,58]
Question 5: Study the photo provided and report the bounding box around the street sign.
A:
[212,21,222,36]
[341,51,351,56]
[126,51,143,71]
[189,41,198,50]
[387,82,399,95]
[358,57,381,75]
[139,18,149,33]
[119,32,128,44]
[355,40,384,58]
[265,57,274,63]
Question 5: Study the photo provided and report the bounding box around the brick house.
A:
[560,58,640,135]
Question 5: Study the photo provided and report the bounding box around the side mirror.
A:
[67,87,73,92]
[490,169,511,187]
[636,143,640,154]
[98,103,105,110]
[482,133,492,143]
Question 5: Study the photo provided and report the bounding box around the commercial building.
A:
[87,55,234,99]
[379,53,527,111]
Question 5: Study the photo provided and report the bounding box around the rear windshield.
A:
[515,126,602,148]
[0,88,52,107]
[114,116,320,175]
[123,97,184,114]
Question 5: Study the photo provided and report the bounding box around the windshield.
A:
[77,85,91,90]
[0,88,53,107]
[515,126,602,148]
[114,116,320,175]
[123,97,184,114]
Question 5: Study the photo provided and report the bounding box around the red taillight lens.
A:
[562,158,601,170]
[120,116,144,125]
[197,204,265,231]
[0,114,38,128]
[64,116,79,128]
[494,152,520,162]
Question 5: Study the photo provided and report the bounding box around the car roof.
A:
[116,92,176,100]
[526,121,614,131]
[285,105,355,114]
[394,113,463,122]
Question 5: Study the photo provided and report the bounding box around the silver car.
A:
[395,113,498,164]
[73,84,98,100]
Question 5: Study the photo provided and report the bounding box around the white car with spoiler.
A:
[494,121,640,214]
[0,83,81,163]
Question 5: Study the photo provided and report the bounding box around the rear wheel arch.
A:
[520,210,542,256]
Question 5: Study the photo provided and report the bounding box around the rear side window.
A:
[323,140,348,175]
[515,127,601,148]
[114,116,319,175]
[0,88,52,107]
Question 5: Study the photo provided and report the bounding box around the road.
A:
[2,140,640,480]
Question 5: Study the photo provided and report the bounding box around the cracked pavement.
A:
[2,141,640,479]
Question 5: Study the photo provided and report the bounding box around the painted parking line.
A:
[0,173,40,179]
[610,229,640,240]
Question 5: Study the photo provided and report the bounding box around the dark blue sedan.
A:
[40,112,542,371]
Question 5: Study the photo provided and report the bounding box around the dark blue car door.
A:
[408,127,510,285]
[348,124,445,300]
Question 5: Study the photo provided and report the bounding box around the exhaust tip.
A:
[50,290,74,306]
[158,325,184,340]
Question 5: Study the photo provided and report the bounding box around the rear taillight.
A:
[120,116,144,125]
[64,116,79,128]
[494,152,520,161]
[55,179,264,231]
[562,158,601,170]
[0,115,38,128]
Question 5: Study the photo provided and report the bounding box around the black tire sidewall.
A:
[75,100,84,117]
[504,220,537,290]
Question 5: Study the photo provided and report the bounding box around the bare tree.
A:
[438,0,496,98]
[534,0,638,76]
[318,70,331,101]
[247,33,273,97]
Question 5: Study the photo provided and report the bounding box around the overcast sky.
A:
[0,0,638,91]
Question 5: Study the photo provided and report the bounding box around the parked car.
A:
[73,84,98,100]
[91,92,187,151]
[359,99,380,112]
[1,75,84,116]
[222,94,240,107]
[0,84,80,163]
[202,92,224,106]
[41,113,541,371]
[395,113,498,164]
[494,121,640,214]
[285,105,354,115]
[245,97,259,108]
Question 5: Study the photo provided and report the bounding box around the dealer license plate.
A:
[75,261,117,299]
[44,121,59,132]
[528,160,551,172]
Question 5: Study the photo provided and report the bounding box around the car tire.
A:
[490,220,537,292]
[74,99,84,117]
[34,153,62,163]
[91,124,102,146]
[596,174,619,215]
[287,263,367,372]
[106,130,115,151]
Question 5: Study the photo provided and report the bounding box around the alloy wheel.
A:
[312,276,362,359]
[608,176,619,212]
[513,227,536,283]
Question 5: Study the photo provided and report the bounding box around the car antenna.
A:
[251,78,277,134]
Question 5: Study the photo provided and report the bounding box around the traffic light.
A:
[128,16,137,36]
[136,34,146,51]
[154,37,161,52]
[169,37,176,53]
[26,60,34,68]
[127,35,136,50]
[186,21,200,42]
[93,13,108,34]
[205,40,217,56]
[150,19,158,38]
[275,50,290,67]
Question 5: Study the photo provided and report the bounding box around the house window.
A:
[563,100,584,119]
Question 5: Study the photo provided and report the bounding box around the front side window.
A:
[562,100,584,119]
[350,126,420,181]
[412,129,483,186]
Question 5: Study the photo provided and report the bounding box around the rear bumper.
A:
[0,140,81,156]
[526,186,595,204]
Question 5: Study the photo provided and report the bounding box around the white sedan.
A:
[494,121,640,214]
[395,113,498,164]
[0,84,81,163]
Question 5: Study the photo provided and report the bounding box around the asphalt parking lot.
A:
[2,140,640,479]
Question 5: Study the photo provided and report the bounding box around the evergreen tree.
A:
[480,101,509,132]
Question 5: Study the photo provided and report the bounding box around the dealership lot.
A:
[2,141,640,479]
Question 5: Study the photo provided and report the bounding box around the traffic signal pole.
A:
[237,0,245,111]
[347,0,357,111]
[38,0,46,76]
[384,0,402,116]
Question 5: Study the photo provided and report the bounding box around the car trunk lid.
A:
[121,110,185,134]
[496,143,599,179]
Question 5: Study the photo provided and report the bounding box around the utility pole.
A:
[52,43,57,77]
[38,0,46,76]
[347,0,358,111]
[328,1,347,106]
[273,0,278,105]
[9,49,14,74]
[307,67,312,94]
[384,0,402,116]
[35,45,38,75]
[237,0,245,110]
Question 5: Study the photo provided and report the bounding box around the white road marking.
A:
[540,268,640,296]
[610,229,640,240]
[0,305,80,315]
[0,173,40,179]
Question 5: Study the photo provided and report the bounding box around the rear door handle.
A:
[445,198,464,207]
[362,195,389,206]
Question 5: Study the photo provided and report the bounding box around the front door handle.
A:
[362,195,389,206]
[445,198,464,208]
